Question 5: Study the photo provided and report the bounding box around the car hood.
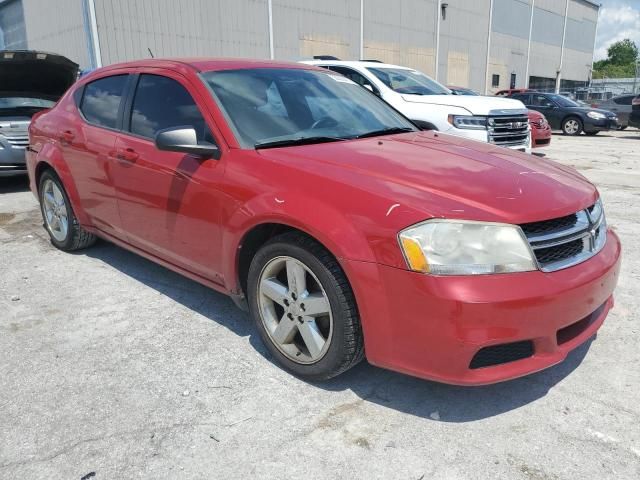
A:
[257,131,596,225]
[0,50,78,101]
[400,94,526,115]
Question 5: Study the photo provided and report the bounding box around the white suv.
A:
[303,60,530,151]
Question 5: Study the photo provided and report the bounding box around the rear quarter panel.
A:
[27,94,91,226]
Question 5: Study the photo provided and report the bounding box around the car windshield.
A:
[453,88,479,96]
[366,67,450,95]
[547,94,580,108]
[0,97,56,109]
[201,68,416,148]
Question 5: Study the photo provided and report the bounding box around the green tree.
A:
[607,39,638,65]
[593,39,638,79]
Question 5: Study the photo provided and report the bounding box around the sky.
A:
[594,0,640,60]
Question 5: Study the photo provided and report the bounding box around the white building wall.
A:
[9,0,600,90]
[21,0,90,67]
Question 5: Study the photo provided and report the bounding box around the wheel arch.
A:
[33,143,90,226]
[223,195,377,298]
[562,114,583,125]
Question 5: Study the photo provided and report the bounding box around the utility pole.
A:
[556,0,569,93]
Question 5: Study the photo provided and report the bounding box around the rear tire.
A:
[39,170,96,251]
[247,232,365,380]
[562,117,583,136]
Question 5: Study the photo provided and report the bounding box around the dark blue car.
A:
[510,92,618,136]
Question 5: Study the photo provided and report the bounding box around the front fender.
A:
[221,191,377,293]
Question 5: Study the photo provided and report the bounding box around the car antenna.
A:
[148,48,155,58]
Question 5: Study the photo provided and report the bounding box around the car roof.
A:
[92,57,322,75]
[302,59,414,70]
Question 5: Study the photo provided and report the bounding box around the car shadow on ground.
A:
[83,240,594,423]
[0,176,30,194]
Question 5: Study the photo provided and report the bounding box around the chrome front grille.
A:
[488,113,529,148]
[0,133,29,148]
[0,120,30,149]
[520,202,607,272]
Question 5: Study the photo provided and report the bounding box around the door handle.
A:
[60,130,75,143]
[116,148,139,162]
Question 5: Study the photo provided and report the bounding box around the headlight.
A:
[447,115,487,130]
[398,220,537,275]
[587,111,606,120]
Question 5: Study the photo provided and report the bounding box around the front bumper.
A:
[0,140,27,177]
[345,229,621,385]
[531,125,551,148]
[584,117,618,132]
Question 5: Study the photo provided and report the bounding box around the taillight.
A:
[591,104,599,108]
[632,96,640,106]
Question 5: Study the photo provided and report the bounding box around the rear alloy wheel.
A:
[39,170,96,251]
[562,117,583,136]
[248,232,364,380]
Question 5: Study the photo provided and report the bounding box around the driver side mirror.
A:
[155,126,221,159]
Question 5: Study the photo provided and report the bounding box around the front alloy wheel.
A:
[562,117,583,135]
[247,232,365,380]
[258,256,333,363]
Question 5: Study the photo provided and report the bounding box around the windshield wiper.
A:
[255,136,345,149]
[355,127,415,139]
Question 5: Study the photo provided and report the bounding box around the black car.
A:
[509,92,618,136]
[630,95,640,129]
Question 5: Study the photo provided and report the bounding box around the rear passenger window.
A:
[511,94,530,104]
[329,66,378,93]
[80,75,128,129]
[129,74,212,142]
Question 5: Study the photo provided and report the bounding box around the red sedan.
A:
[27,59,620,385]
[529,109,552,148]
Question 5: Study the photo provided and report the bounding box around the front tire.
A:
[39,170,96,251]
[247,232,364,380]
[562,117,583,136]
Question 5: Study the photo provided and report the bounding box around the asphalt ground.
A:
[1,129,639,479]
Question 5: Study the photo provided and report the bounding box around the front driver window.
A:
[532,95,554,108]
[129,74,213,142]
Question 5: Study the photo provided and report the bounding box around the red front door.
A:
[111,71,227,283]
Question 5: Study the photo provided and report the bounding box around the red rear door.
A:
[111,71,228,283]
[63,73,130,236]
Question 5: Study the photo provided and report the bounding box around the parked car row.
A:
[25,55,620,385]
